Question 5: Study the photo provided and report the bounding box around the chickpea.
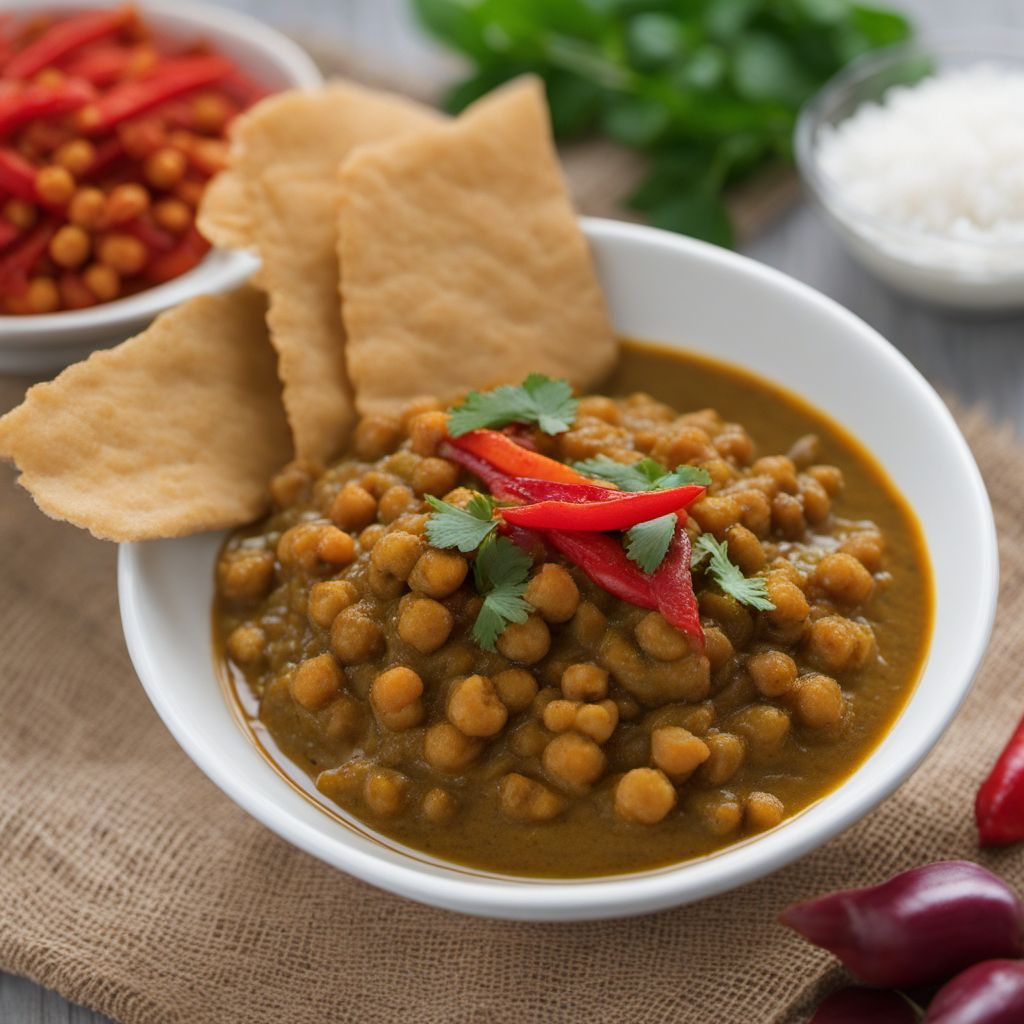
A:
[67,187,106,229]
[368,565,405,601]
[152,197,192,234]
[491,668,537,714]
[35,165,75,205]
[689,495,741,539]
[330,482,377,532]
[3,198,37,230]
[316,759,370,802]
[217,548,275,602]
[82,263,120,302]
[698,592,754,648]
[703,625,734,673]
[226,623,265,665]
[524,563,579,624]
[371,667,425,730]
[408,548,468,599]
[290,654,343,712]
[422,787,457,824]
[615,768,677,825]
[651,726,711,781]
[764,576,810,631]
[771,492,806,540]
[354,415,402,460]
[543,733,606,791]
[97,233,147,275]
[424,722,482,773]
[371,531,424,581]
[316,526,356,567]
[276,522,325,571]
[307,580,357,628]
[105,182,149,224]
[542,699,580,733]
[570,601,607,647]
[330,607,383,664]
[747,650,797,697]
[411,456,460,497]
[730,705,790,757]
[447,674,508,738]
[714,426,755,465]
[25,276,59,314]
[804,615,863,673]
[509,719,551,758]
[799,476,831,524]
[499,773,567,822]
[323,696,363,741]
[577,395,620,423]
[732,488,772,538]
[746,791,785,832]
[575,700,618,744]
[561,662,609,701]
[358,523,386,550]
[724,524,765,576]
[807,464,844,497]
[408,410,449,457]
[814,552,875,605]
[49,224,91,269]
[496,614,550,665]
[144,147,186,189]
[697,795,743,836]
[378,484,416,524]
[398,595,453,654]
[752,455,798,494]
[698,732,746,786]
[794,673,845,729]
[363,768,408,817]
[839,531,885,573]
[652,425,713,466]
[635,611,691,662]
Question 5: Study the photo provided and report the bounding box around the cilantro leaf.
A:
[448,374,577,437]
[625,513,677,573]
[471,536,534,650]
[425,493,498,553]
[692,533,775,611]
[574,454,712,492]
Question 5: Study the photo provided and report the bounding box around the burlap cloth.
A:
[2,47,1023,1024]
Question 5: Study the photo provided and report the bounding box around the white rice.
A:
[816,64,1024,245]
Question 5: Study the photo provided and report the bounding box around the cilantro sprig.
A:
[425,493,499,552]
[574,455,711,573]
[471,536,534,651]
[448,374,577,437]
[692,534,775,611]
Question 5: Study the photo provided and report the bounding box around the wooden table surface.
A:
[3,0,1023,1020]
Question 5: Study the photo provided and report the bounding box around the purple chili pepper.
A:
[781,861,1024,988]
[925,960,1024,1024]
[810,986,918,1023]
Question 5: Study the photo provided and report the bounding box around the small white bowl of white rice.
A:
[796,36,1024,313]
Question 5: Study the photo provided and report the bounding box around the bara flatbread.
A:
[198,83,440,464]
[337,76,617,417]
[0,287,292,542]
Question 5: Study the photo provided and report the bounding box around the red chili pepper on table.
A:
[499,483,704,531]
[2,5,136,80]
[78,55,234,134]
[449,429,596,485]
[926,959,1024,1023]
[976,711,1024,847]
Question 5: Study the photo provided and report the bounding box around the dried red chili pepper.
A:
[449,429,595,486]
[810,987,917,1024]
[499,483,703,531]
[781,860,1024,988]
[976,711,1024,847]
[2,5,135,80]
[0,78,96,137]
[926,959,1024,1023]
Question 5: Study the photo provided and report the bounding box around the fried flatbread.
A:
[198,83,440,462]
[0,287,292,541]
[337,76,617,417]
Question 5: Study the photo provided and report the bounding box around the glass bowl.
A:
[795,36,1024,312]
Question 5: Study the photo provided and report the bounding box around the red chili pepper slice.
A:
[500,484,704,531]
[0,217,56,287]
[79,55,233,134]
[0,77,96,137]
[143,225,209,284]
[650,521,703,648]
[3,5,136,80]
[0,216,19,251]
[63,43,140,87]
[449,429,596,486]
[976,711,1024,847]
[544,530,658,611]
[0,147,39,201]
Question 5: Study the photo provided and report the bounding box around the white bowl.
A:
[0,0,322,375]
[118,218,998,921]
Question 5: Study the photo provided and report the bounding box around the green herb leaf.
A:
[448,373,578,437]
[573,454,712,492]
[625,513,677,573]
[471,536,535,650]
[692,533,775,611]
[425,493,498,553]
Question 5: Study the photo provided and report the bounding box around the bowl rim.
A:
[118,217,999,919]
[795,31,1024,256]
[0,0,322,340]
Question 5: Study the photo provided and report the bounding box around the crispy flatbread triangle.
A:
[198,82,441,463]
[0,286,292,541]
[337,76,617,417]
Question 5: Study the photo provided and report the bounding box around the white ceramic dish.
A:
[0,0,322,375]
[119,218,998,921]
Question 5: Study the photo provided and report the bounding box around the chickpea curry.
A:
[214,341,932,878]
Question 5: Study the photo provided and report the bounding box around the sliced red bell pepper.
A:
[976,711,1024,847]
[143,225,209,284]
[0,77,96,137]
[544,530,658,610]
[3,5,136,80]
[650,521,703,649]
[500,483,705,531]
[79,55,233,134]
[0,147,38,201]
[449,429,596,486]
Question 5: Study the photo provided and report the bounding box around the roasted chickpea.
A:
[615,768,677,824]
[290,654,343,712]
[524,563,580,624]
[408,548,468,599]
[447,674,508,737]
[499,773,566,822]
[424,722,482,773]
[635,611,691,662]
[543,733,606,791]
[813,552,875,605]
[651,726,710,782]
[330,607,383,664]
[496,615,551,665]
[561,662,609,701]
[398,595,453,654]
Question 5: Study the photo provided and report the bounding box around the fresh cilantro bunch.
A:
[448,373,577,436]
[412,0,911,246]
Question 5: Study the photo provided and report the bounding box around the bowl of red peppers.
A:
[0,1,321,372]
